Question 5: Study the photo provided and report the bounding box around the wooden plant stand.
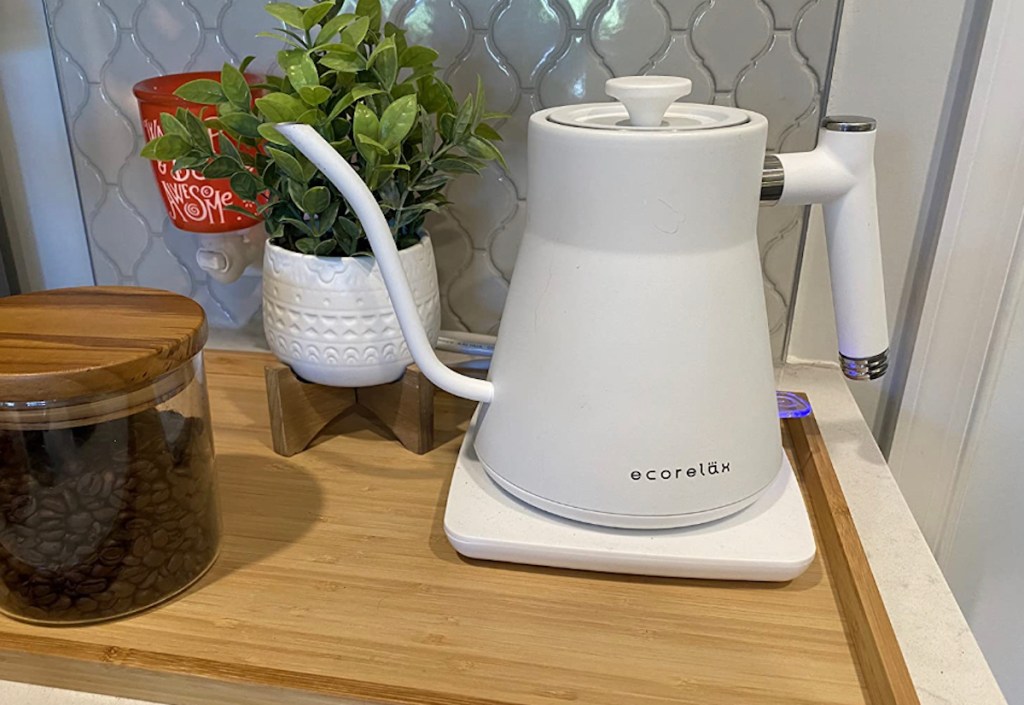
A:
[264,363,437,456]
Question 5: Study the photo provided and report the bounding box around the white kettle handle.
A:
[276,123,495,403]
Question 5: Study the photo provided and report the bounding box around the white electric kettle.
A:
[278,75,887,530]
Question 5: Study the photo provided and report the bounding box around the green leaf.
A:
[218,132,244,163]
[471,75,486,128]
[258,123,291,145]
[298,85,332,106]
[369,36,398,89]
[438,113,454,141]
[255,93,307,122]
[384,22,408,54]
[140,134,190,161]
[354,0,381,32]
[353,103,380,141]
[474,122,502,141]
[314,12,355,46]
[333,215,359,250]
[278,48,319,91]
[256,29,306,50]
[399,46,438,68]
[300,154,319,182]
[173,154,208,171]
[465,134,505,168]
[319,49,364,73]
[356,133,388,155]
[294,237,318,254]
[376,163,410,172]
[315,198,340,233]
[158,112,189,140]
[182,111,214,154]
[418,77,449,114]
[379,94,417,150]
[202,156,243,179]
[295,107,325,125]
[221,63,252,110]
[266,146,307,182]
[340,15,370,46]
[390,82,416,98]
[219,112,262,138]
[367,36,394,69]
[302,1,335,30]
[301,186,331,214]
[239,55,256,72]
[285,218,316,237]
[453,93,473,142]
[174,79,225,105]
[230,171,263,200]
[419,110,436,153]
[413,172,448,191]
[326,86,382,121]
[314,239,337,256]
[264,2,306,29]
[434,157,481,174]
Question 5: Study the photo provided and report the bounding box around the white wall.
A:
[939,219,1024,702]
[0,0,93,292]
[787,0,984,451]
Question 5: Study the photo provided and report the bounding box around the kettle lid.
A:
[548,76,748,132]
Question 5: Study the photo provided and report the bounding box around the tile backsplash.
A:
[44,0,839,357]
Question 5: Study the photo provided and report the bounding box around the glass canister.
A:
[0,287,220,624]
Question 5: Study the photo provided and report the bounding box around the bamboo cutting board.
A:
[0,351,916,705]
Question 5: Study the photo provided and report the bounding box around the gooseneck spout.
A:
[276,123,495,403]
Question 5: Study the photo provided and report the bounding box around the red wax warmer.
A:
[133,72,262,234]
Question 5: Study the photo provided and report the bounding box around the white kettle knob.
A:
[605,76,692,127]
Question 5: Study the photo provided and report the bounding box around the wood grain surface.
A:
[0,351,913,705]
[784,403,920,705]
[0,287,207,403]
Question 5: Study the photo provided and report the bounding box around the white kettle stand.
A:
[444,410,816,582]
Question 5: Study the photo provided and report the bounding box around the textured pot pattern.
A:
[263,237,441,387]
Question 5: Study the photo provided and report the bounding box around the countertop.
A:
[0,361,1006,705]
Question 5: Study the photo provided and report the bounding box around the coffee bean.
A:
[0,410,218,623]
[99,546,125,565]
[165,552,183,574]
[76,472,103,498]
[151,528,169,548]
[9,496,37,523]
[142,550,166,569]
[68,512,92,530]
[138,571,158,591]
[36,541,62,556]
[94,507,117,523]
[132,535,152,558]
[39,529,65,543]
[78,578,108,595]
[75,597,98,613]
[39,496,66,514]
[34,592,59,607]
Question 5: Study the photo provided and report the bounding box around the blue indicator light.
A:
[777,391,812,418]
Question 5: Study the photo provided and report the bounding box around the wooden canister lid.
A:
[0,287,207,405]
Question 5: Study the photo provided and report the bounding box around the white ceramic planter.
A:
[262,236,441,387]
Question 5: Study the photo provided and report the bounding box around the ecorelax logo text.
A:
[630,461,732,481]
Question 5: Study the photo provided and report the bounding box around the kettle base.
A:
[444,410,815,582]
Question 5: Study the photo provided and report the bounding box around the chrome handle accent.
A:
[760,154,784,205]
[822,115,877,133]
[840,349,889,380]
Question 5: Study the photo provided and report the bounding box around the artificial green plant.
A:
[141,0,504,256]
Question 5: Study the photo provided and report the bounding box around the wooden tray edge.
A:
[0,394,922,705]
[783,399,920,705]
